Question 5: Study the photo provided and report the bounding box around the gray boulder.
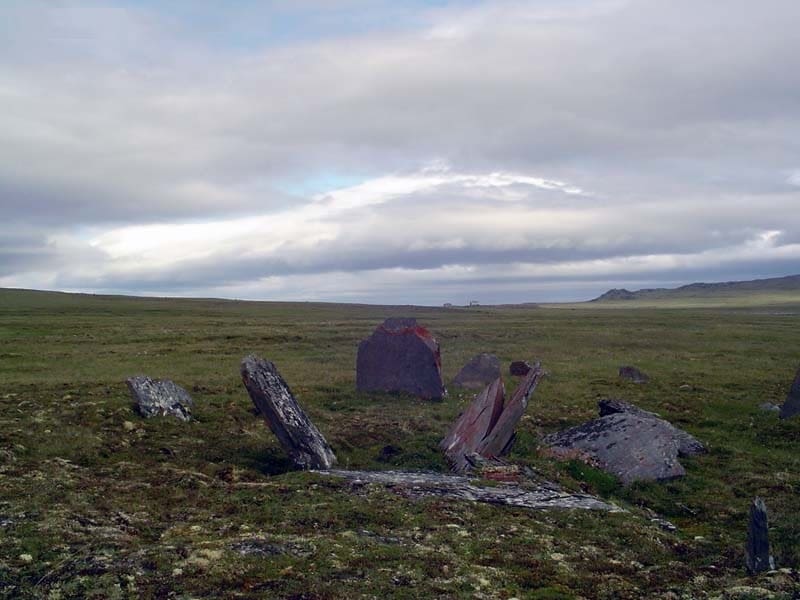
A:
[356,318,445,400]
[241,355,336,470]
[598,399,706,456]
[779,366,800,419]
[453,353,501,389]
[745,497,775,574]
[126,376,193,421]
[543,400,705,485]
[760,402,781,414]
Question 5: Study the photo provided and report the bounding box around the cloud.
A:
[0,0,799,302]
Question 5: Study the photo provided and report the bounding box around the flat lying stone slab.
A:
[317,469,620,511]
[356,318,445,400]
[779,366,800,420]
[619,366,649,383]
[453,353,501,389]
[126,376,193,421]
[241,354,336,470]
[543,400,705,485]
[441,364,544,472]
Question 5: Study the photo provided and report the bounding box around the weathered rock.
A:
[510,361,532,376]
[126,376,193,421]
[597,398,706,457]
[759,402,781,414]
[317,469,621,511]
[240,354,336,470]
[619,366,649,383]
[779,366,800,419]
[544,399,705,485]
[745,497,775,574]
[441,378,506,473]
[441,363,544,472]
[452,353,501,389]
[356,318,445,400]
[544,413,685,485]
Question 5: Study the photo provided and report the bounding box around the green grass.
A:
[1,287,799,598]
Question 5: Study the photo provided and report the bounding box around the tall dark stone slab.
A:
[126,376,194,421]
[779,366,800,420]
[745,497,775,574]
[240,355,336,470]
[356,318,445,400]
[452,353,501,389]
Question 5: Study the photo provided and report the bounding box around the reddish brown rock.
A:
[356,318,445,400]
[510,361,532,376]
[440,362,544,472]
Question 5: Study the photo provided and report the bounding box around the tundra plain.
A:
[1,288,799,599]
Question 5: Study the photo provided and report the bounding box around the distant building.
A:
[443,302,453,308]
[469,300,480,307]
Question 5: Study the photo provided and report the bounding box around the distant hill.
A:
[591,274,800,302]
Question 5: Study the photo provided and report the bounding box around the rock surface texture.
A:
[240,354,336,470]
[356,318,445,400]
[779,366,800,419]
[745,497,775,574]
[441,363,544,472]
[318,469,620,512]
[452,353,501,389]
[126,376,194,421]
[619,366,649,383]
[543,399,705,485]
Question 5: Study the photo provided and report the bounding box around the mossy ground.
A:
[1,288,799,598]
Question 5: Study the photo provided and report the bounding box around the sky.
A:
[1,0,799,305]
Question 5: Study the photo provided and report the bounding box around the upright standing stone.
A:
[240,355,336,470]
[779,366,800,419]
[441,363,544,472]
[126,376,194,421]
[356,318,445,400]
[745,497,775,574]
[453,353,501,389]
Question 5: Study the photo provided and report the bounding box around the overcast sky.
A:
[1,0,799,304]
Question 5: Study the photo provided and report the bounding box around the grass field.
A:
[1,287,799,599]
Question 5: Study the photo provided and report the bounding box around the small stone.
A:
[126,376,194,421]
[759,402,781,414]
[679,384,692,391]
[619,366,649,383]
[510,361,532,376]
[123,421,135,432]
[452,353,501,389]
[19,554,33,563]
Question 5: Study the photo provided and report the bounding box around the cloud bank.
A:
[1,0,799,303]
